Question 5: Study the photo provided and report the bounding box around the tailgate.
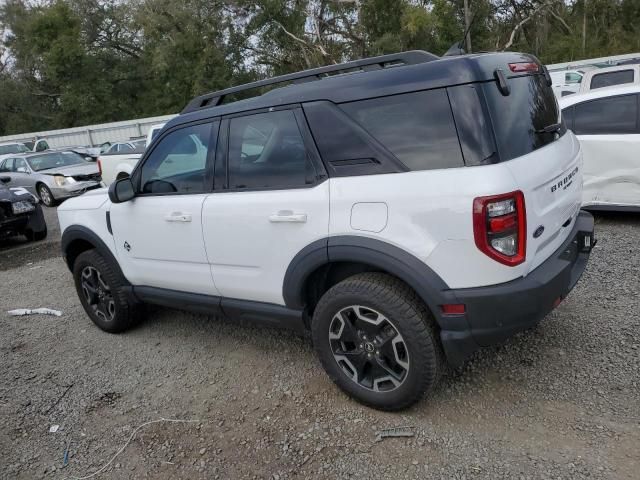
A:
[504,132,583,273]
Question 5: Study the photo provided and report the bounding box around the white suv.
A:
[58,51,595,410]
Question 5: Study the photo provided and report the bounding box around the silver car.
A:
[0,151,102,206]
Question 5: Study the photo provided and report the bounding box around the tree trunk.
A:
[464,0,472,53]
[582,0,587,55]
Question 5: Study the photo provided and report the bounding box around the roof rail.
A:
[181,50,439,114]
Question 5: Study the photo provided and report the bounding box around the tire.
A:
[24,226,47,242]
[73,249,142,333]
[311,273,443,411]
[37,184,56,207]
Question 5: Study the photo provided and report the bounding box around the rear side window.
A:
[340,90,464,170]
[227,110,316,189]
[572,94,638,135]
[482,74,563,161]
[590,70,634,90]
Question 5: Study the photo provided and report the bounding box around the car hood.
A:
[57,187,109,211]
[39,163,99,177]
[0,181,38,203]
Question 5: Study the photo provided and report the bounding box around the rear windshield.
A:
[482,74,564,162]
[0,144,30,155]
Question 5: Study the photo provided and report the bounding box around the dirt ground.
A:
[0,209,638,479]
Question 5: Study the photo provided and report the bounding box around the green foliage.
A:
[1,0,639,135]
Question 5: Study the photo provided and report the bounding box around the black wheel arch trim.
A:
[283,235,461,317]
[61,225,128,284]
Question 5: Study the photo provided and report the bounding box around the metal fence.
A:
[0,114,177,148]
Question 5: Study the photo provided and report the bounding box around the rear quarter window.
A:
[340,89,464,171]
[589,70,635,90]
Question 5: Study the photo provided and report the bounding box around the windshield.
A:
[0,144,30,155]
[27,152,87,171]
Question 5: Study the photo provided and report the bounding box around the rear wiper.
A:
[535,123,562,134]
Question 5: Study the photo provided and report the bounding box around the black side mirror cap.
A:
[108,178,135,203]
[0,176,11,184]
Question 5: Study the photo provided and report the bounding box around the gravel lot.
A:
[0,211,638,479]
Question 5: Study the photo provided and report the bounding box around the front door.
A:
[202,109,329,305]
[110,121,221,296]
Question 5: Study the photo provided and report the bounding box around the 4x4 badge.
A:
[124,241,131,252]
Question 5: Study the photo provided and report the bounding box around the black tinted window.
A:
[227,110,315,189]
[562,106,575,131]
[573,95,638,135]
[341,90,464,170]
[590,70,634,90]
[483,74,563,161]
[141,122,215,194]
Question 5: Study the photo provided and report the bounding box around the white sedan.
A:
[559,85,640,211]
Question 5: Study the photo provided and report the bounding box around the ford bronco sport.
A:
[59,51,595,410]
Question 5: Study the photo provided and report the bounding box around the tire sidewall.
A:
[73,250,132,333]
[312,285,437,410]
[38,185,55,207]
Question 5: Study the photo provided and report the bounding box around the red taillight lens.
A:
[97,159,102,176]
[441,304,466,315]
[508,62,539,73]
[473,191,526,266]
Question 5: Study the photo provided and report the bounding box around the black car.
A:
[0,175,47,242]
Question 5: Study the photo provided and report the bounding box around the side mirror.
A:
[0,176,11,184]
[108,177,135,203]
[16,167,28,173]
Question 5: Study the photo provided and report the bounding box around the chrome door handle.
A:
[269,211,307,223]
[164,212,192,222]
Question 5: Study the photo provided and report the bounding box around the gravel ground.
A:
[0,212,638,479]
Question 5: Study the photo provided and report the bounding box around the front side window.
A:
[13,158,29,172]
[140,122,216,194]
[573,94,638,135]
[590,70,634,90]
[341,90,464,170]
[227,110,315,189]
[35,141,49,152]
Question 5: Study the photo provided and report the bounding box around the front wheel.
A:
[312,273,443,411]
[37,184,56,207]
[73,250,142,333]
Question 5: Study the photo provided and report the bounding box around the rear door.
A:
[202,107,329,305]
[482,72,583,273]
[568,93,640,207]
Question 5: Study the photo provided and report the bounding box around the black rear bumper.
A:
[439,210,595,367]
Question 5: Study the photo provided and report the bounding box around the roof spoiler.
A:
[181,50,439,114]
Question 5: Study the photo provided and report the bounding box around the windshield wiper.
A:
[535,123,562,134]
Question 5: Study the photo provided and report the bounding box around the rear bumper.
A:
[439,210,595,367]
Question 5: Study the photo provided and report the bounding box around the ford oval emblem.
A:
[533,225,545,238]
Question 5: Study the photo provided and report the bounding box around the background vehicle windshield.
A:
[0,144,30,155]
[27,152,87,171]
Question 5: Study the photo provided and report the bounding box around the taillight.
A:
[97,159,102,176]
[473,191,526,266]
[508,62,539,73]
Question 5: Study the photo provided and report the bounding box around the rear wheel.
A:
[73,250,142,333]
[311,273,443,411]
[37,184,56,207]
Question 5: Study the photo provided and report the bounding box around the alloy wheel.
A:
[81,266,116,323]
[329,305,410,392]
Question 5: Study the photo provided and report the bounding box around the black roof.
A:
[167,51,538,131]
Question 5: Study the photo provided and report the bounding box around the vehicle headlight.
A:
[12,201,36,214]
[53,175,76,187]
